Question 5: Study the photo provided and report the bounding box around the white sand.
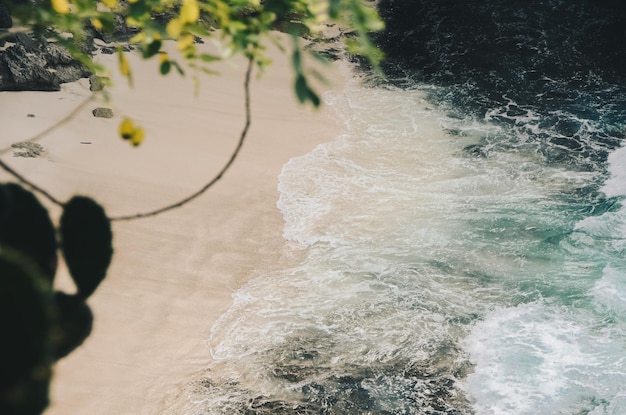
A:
[0,35,346,414]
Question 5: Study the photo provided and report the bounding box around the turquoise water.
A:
[177,69,626,414]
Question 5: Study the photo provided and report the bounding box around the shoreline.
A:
[0,36,348,414]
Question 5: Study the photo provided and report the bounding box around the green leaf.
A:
[171,61,185,76]
[309,88,321,107]
[128,1,150,22]
[292,48,302,73]
[329,0,341,19]
[295,73,307,104]
[98,13,115,33]
[142,39,162,59]
[198,53,221,63]
[160,60,171,75]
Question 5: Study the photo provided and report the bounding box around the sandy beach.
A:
[0,35,345,414]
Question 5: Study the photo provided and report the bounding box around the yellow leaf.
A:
[117,48,132,82]
[180,0,200,24]
[130,128,145,146]
[101,0,117,8]
[119,118,145,146]
[130,31,145,43]
[159,51,169,64]
[51,0,70,14]
[166,18,183,38]
[177,34,194,51]
[91,18,103,30]
[119,118,135,140]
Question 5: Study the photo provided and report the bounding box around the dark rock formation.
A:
[370,0,626,170]
[374,0,626,92]
[0,4,140,92]
[0,33,91,91]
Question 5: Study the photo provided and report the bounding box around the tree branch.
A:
[110,56,255,221]
[0,57,255,222]
[0,158,65,207]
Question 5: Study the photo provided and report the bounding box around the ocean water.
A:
[177,2,626,414]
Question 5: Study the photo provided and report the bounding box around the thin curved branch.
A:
[0,158,65,206]
[0,56,255,221]
[110,56,255,221]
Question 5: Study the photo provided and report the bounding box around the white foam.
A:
[277,80,461,249]
[603,145,626,197]
[592,266,626,315]
[462,303,626,414]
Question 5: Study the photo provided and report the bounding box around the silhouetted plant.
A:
[60,196,113,299]
[0,183,113,414]
[0,249,53,415]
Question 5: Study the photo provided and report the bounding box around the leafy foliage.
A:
[4,0,383,144]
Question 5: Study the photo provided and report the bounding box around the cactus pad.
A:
[60,196,113,299]
[0,249,53,415]
[0,183,58,282]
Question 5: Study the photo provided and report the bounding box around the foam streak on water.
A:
[178,73,626,414]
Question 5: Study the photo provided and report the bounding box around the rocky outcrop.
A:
[0,4,141,92]
[375,0,626,88]
[0,33,91,91]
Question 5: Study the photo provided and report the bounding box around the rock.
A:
[89,74,108,91]
[0,33,91,91]
[92,107,114,118]
[11,141,45,158]
[99,46,116,54]
[0,43,55,91]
